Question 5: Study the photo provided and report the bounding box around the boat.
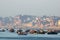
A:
[29,30,37,34]
[9,28,15,32]
[47,30,58,34]
[16,29,27,35]
[0,29,5,32]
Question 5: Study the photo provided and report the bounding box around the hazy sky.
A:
[0,0,60,17]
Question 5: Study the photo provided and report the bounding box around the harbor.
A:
[0,28,60,40]
[0,31,60,40]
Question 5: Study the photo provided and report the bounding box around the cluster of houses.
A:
[0,15,60,30]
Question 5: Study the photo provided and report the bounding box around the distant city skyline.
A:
[0,0,60,17]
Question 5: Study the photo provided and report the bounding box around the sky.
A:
[0,0,60,17]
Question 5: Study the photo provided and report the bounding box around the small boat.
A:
[29,30,37,34]
[55,30,60,33]
[16,29,22,33]
[25,29,30,33]
[16,29,27,35]
[0,29,5,32]
[47,32,58,34]
[47,30,58,34]
[39,30,46,34]
[9,28,15,32]
[17,31,27,35]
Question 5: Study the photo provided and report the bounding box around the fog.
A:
[0,0,60,17]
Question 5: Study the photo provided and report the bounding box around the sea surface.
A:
[0,31,60,40]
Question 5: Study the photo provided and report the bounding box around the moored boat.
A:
[9,28,15,32]
[0,28,5,32]
[47,30,58,34]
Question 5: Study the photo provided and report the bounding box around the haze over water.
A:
[0,0,60,17]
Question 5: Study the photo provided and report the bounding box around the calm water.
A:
[0,37,60,40]
[0,31,60,40]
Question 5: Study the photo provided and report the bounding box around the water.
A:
[0,31,60,40]
[0,37,60,40]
